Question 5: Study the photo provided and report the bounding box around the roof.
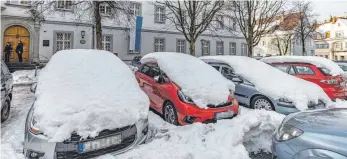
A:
[259,12,302,31]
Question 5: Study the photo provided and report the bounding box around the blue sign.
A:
[135,16,143,52]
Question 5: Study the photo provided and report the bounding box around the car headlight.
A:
[177,90,195,104]
[29,117,42,135]
[278,98,293,103]
[275,124,303,141]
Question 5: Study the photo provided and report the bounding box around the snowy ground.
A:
[11,69,40,86]
[1,85,284,159]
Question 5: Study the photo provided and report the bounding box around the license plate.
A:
[78,135,122,153]
[215,111,234,120]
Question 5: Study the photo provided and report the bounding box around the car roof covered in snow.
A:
[34,49,149,142]
[260,56,344,76]
[200,56,330,111]
[141,52,235,109]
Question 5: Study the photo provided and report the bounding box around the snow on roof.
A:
[200,56,330,111]
[261,56,344,76]
[34,49,149,142]
[141,52,235,109]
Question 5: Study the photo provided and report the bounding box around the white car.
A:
[23,49,150,159]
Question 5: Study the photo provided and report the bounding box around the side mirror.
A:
[30,83,37,93]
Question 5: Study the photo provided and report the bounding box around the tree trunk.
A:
[189,40,195,56]
[94,2,102,50]
[301,37,306,56]
[248,44,253,57]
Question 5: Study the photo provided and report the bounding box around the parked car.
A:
[24,49,150,159]
[130,55,142,68]
[261,56,347,100]
[1,60,13,122]
[272,108,347,159]
[136,52,239,125]
[335,61,347,72]
[201,56,328,115]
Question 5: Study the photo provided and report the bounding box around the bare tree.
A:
[291,1,316,56]
[156,1,224,56]
[31,0,133,50]
[272,32,293,55]
[226,0,284,57]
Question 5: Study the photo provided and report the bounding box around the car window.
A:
[212,66,220,71]
[288,66,295,75]
[295,66,315,75]
[140,64,151,76]
[221,67,234,76]
[318,67,332,76]
[338,64,347,71]
[273,65,290,73]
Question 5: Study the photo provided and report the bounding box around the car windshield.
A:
[338,64,347,71]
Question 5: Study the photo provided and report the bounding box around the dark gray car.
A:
[272,108,347,158]
[1,60,13,122]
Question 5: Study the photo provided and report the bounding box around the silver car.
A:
[272,108,347,158]
[205,61,325,115]
[1,60,13,122]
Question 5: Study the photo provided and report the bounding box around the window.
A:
[262,41,266,46]
[241,43,248,56]
[310,50,314,55]
[155,5,165,23]
[130,2,141,16]
[55,32,72,53]
[216,41,224,55]
[229,42,236,55]
[341,56,345,60]
[201,40,210,55]
[100,3,111,16]
[154,38,165,52]
[57,0,73,10]
[336,31,343,37]
[295,66,315,75]
[221,66,234,76]
[215,15,224,29]
[212,66,220,71]
[336,42,342,49]
[102,35,112,51]
[274,65,290,73]
[7,0,31,5]
[176,39,186,53]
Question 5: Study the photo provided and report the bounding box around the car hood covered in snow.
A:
[261,56,344,76]
[200,56,330,111]
[34,49,149,142]
[141,52,235,109]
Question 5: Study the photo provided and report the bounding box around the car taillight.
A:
[320,79,338,85]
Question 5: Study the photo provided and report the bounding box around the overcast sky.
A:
[311,0,347,23]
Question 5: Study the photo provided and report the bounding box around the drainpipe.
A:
[92,25,95,49]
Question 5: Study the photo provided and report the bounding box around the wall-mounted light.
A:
[81,30,85,39]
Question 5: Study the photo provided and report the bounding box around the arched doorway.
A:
[3,25,30,62]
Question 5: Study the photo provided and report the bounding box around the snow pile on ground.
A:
[112,109,284,159]
[12,69,40,85]
[33,49,149,142]
[261,56,344,76]
[201,56,330,111]
[331,99,347,108]
[0,143,25,159]
[141,52,235,108]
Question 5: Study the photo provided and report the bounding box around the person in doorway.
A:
[15,40,24,62]
[4,42,12,63]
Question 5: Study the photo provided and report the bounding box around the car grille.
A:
[207,101,233,108]
[56,125,136,159]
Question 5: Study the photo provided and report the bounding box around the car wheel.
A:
[163,102,178,126]
[251,96,275,111]
[1,99,11,123]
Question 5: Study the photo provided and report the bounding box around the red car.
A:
[135,60,239,126]
[268,62,347,100]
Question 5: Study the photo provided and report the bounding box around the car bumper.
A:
[274,101,325,115]
[23,119,149,159]
[271,136,296,159]
[324,87,347,100]
[177,99,239,125]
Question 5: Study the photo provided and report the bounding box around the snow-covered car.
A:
[23,50,150,159]
[136,52,239,125]
[1,60,13,122]
[335,61,347,72]
[201,56,330,115]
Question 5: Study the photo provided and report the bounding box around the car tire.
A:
[163,102,179,126]
[251,95,275,111]
[1,99,11,123]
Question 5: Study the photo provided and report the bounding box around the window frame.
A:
[101,35,113,52]
[53,31,74,53]
[99,3,112,16]
[176,39,186,53]
[229,42,236,55]
[241,43,248,56]
[56,0,73,11]
[130,2,142,16]
[154,5,166,24]
[216,41,224,55]
[154,37,165,52]
[201,40,210,55]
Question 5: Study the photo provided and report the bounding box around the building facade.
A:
[1,0,246,63]
[254,13,315,57]
[314,17,347,60]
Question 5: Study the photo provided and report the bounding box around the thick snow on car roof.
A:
[201,56,330,111]
[141,52,235,109]
[261,56,344,76]
[34,49,149,142]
